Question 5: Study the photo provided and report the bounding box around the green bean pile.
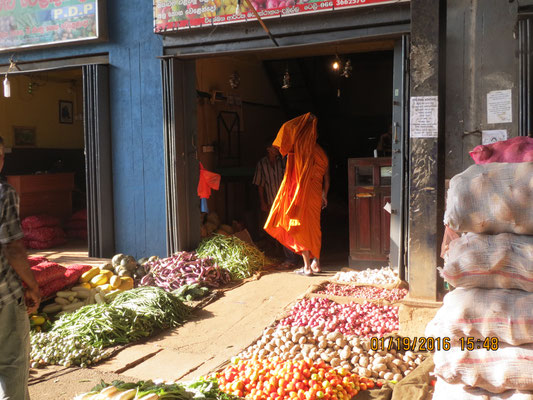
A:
[51,287,191,347]
[197,234,270,280]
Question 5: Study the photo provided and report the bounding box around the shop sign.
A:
[0,0,102,52]
[154,0,408,32]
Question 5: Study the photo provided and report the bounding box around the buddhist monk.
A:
[264,112,330,276]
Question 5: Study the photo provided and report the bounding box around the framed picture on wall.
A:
[59,100,74,124]
[13,126,36,147]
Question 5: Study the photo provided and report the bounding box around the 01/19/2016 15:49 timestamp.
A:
[370,337,500,352]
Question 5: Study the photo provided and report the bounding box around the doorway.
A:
[0,64,114,259]
[162,38,408,272]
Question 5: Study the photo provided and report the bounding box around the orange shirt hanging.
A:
[264,113,328,259]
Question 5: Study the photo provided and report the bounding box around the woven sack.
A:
[425,287,533,346]
[433,378,533,400]
[442,232,533,291]
[444,162,533,234]
[434,343,533,393]
[470,137,533,165]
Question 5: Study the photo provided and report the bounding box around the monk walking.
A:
[264,113,330,276]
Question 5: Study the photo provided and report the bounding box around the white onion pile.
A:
[333,267,400,286]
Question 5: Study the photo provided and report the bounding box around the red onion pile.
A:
[279,298,399,337]
[140,251,231,291]
[317,283,408,302]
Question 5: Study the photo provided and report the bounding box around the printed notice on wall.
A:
[482,129,508,145]
[487,90,512,124]
[410,96,438,138]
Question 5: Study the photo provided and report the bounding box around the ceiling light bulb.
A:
[332,61,339,70]
[3,76,10,98]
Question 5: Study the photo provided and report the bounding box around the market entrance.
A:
[0,63,114,258]
[163,38,409,271]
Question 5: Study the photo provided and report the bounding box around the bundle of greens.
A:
[196,234,270,280]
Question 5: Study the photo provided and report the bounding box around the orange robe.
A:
[264,113,328,259]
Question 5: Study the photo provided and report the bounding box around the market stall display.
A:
[237,325,425,382]
[22,214,67,249]
[279,297,399,337]
[140,251,231,290]
[216,358,372,400]
[332,267,401,287]
[314,283,408,303]
[31,261,92,299]
[197,234,271,280]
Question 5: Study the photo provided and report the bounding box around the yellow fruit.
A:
[99,270,114,279]
[30,315,46,325]
[98,283,112,292]
[78,282,91,289]
[80,267,99,283]
[118,277,134,291]
[90,273,109,287]
[109,275,121,289]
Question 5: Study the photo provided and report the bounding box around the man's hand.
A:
[321,194,328,209]
[24,286,41,315]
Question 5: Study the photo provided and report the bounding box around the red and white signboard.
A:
[154,0,408,32]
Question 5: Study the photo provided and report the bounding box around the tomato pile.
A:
[316,284,408,303]
[217,357,374,400]
[279,298,399,336]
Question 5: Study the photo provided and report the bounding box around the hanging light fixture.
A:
[3,57,19,98]
[341,59,352,78]
[229,71,240,89]
[282,67,291,89]
[332,54,341,71]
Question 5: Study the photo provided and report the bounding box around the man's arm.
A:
[258,185,269,212]
[6,239,40,314]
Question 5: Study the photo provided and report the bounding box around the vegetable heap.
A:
[197,234,269,280]
[238,326,426,382]
[50,287,191,348]
[316,284,408,302]
[140,251,231,291]
[216,358,373,400]
[279,298,399,336]
[333,267,400,286]
[30,332,114,368]
[75,376,240,400]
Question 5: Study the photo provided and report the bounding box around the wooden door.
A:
[348,157,392,263]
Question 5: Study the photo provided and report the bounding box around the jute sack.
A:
[425,287,533,346]
[433,343,533,393]
[433,378,533,400]
[444,162,533,234]
[442,232,533,291]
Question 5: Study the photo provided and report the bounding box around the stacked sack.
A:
[22,215,67,250]
[65,209,87,241]
[427,138,533,399]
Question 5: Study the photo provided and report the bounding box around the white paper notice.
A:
[487,90,512,124]
[383,202,392,214]
[482,129,508,145]
[410,96,438,138]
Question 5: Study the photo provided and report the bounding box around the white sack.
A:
[442,232,533,291]
[444,162,533,234]
[434,343,533,393]
[432,378,533,400]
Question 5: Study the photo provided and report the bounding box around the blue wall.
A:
[1,1,167,258]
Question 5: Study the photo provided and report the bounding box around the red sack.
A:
[470,136,533,164]
[39,278,68,299]
[28,256,49,268]
[66,229,88,240]
[70,209,87,222]
[65,220,87,230]
[64,264,92,286]
[21,215,61,230]
[23,226,66,242]
[25,237,67,250]
[31,262,66,287]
